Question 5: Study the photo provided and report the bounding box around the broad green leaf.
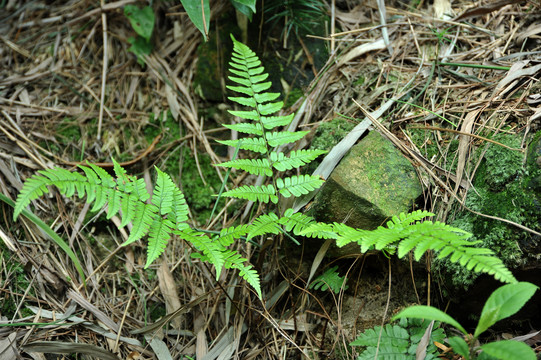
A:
[124,5,155,41]
[481,340,536,360]
[392,306,467,335]
[179,0,210,41]
[475,282,538,338]
[230,0,256,13]
[447,336,470,360]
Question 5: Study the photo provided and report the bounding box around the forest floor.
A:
[0,0,540,359]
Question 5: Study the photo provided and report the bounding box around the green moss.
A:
[311,117,356,151]
[434,133,540,289]
[284,88,303,108]
[0,247,34,318]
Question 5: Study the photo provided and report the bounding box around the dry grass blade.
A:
[22,341,118,360]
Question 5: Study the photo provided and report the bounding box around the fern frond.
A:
[266,131,309,147]
[218,158,272,176]
[246,213,280,240]
[279,208,316,235]
[395,221,516,283]
[216,138,267,154]
[271,149,327,171]
[222,122,262,135]
[222,184,278,204]
[309,266,348,294]
[223,249,262,298]
[276,175,325,197]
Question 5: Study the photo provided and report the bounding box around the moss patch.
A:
[435,132,541,289]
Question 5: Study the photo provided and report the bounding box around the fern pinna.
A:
[13,160,262,298]
[301,210,517,284]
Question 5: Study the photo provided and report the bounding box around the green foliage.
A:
[124,5,155,65]
[12,159,261,297]
[435,133,539,289]
[309,266,348,293]
[351,318,445,360]
[217,35,325,211]
[265,0,326,39]
[483,134,523,190]
[180,0,256,41]
[301,210,517,284]
[393,282,538,360]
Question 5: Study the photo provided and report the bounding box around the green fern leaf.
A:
[152,168,177,215]
[218,158,272,176]
[258,101,283,115]
[119,193,138,228]
[266,131,309,147]
[332,223,373,250]
[178,228,225,278]
[261,114,294,129]
[13,172,56,220]
[168,185,189,227]
[271,149,327,171]
[222,122,262,135]
[254,92,281,103]
[223,249,262,298]
[227,85,254,96]
[145,217,175,268]
[227,109,259,121]
[247,213,280,240]
[299,222,337,239]
[229,96,257,108]
[216,138,267,153]
[351,324,409,348]
[310,266,348,293]
[279,208,316,235]
[276,175,324,197]
[217,224,250,246]
[124,202,156,245]
[222,184,278,204]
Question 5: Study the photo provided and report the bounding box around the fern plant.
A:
[208,35,327,241]
[300,210,517,284]
[13,160,262,297]
[309,266,348,294]
[351,318,445,360]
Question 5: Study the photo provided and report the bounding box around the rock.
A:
[310,131,423,256]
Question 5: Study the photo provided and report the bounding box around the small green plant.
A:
[179,0,257,41]
[351,318,445,360]
[300,210,517,284]
[10,37,518,307]
[265,0,326,39]
[393,282,538,360]
[309,266,348,294]
[124,5,155,65]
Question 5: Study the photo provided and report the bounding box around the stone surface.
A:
[311,131,423,251]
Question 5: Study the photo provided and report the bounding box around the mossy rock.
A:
[310,131,423,256]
